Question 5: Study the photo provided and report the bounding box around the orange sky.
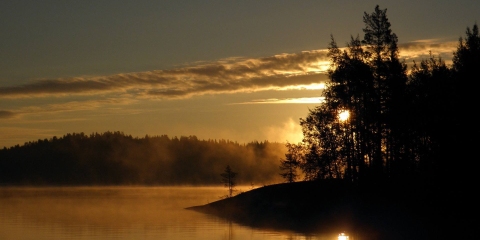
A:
[0,1,477,148]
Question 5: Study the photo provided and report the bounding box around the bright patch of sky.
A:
[0,1,478,147]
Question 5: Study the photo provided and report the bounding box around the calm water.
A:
[0,186,343,240]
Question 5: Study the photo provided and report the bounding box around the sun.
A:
[338,232,349,240]
[338,110,350,122]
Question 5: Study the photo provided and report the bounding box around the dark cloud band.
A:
[0,110,18,119]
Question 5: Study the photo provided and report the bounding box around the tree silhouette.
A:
[287,6,476,189]
[406,54,453,184]
[361,5,408,181]
[450,23,480,185]
[279,143,301,183]
[0,132,285,186]
[284,5,480,196]
[295,5,409,184]
[221,165,237,197]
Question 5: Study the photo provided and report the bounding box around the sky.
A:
[1,0,479,148]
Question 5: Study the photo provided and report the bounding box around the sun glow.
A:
[279,82,326,91]
[302,82,326,90]
[264,118,303,144]
[338,110,350,122]
[235,97,325,104]
[274,97,325,104]
[338,233,349,240]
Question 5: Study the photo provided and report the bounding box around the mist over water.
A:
[0,134,286,186]
[0,186,342,240]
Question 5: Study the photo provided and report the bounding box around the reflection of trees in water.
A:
[228,221,234,240]
[221,220,234,240]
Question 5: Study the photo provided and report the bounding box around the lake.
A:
[0,186,345,240]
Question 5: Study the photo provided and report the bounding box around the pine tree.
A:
[221,165,237,197]
[279,143,301,183]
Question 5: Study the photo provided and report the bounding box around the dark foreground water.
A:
[0,186,350,240]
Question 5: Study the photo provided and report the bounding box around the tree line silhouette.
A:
[0,131,286,186]
[280,5,479,193]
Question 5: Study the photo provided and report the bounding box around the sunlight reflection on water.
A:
[0,186,342,240]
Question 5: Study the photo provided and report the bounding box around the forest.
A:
[280,6,479,195]
[1,5,478,195]
[0,131,286,186]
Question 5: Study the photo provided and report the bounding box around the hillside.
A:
[187,180,471,240]
[0,132,286,186]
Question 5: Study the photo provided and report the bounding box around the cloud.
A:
[234,97,325,105]
[398,40,457,63]
[28,98,136,113]
[0,40,457,101]
[0,110,18,119]
[0,50,330,99]
[0,98,137,121]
